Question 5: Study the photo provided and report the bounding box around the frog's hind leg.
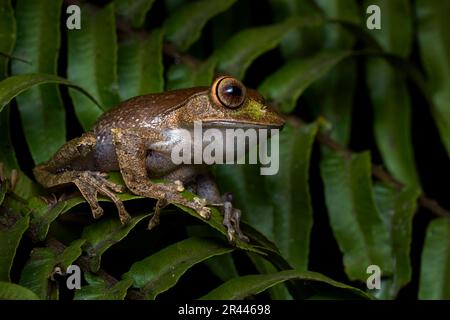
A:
[33,133,130,224]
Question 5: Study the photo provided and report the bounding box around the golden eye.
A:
[211,76,246,109]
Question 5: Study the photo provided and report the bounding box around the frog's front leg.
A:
[110,128,211,223]
[195,174,249,244]
[33,132,130,224]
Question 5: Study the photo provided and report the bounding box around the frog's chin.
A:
[201,120,284,130]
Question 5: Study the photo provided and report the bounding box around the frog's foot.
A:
[220,193,249,244]
[148,180,197,230]
[190,174,249,244]
[73,171,130,224]
[154,182,212,221]
[135,180,210,230]
[223,206,249,244]
[171,180,212,219]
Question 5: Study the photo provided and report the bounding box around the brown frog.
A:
[33,76,285,243]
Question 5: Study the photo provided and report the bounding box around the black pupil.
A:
[224,85,242,97]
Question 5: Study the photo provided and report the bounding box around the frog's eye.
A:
[211,76,246,109]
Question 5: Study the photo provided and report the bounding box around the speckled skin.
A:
[33,77,285,243]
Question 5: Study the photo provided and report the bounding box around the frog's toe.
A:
[174,180,185,192]
[222,202,235,243]
[116,199,131,224]
[191,197,211,219]
[230,208,249,243]
[199,206,211,219]
[193,196,207,207]
[237,230,249,243]
[227,229,236,245]
[92,205,104,219]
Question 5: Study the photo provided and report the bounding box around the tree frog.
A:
[33,76,285,243]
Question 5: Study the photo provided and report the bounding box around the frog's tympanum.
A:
[34,76,285,243]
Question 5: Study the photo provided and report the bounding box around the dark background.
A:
[5,0,449,300]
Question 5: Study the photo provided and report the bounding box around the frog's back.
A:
[90,87,207,172]
[93,87,208,134]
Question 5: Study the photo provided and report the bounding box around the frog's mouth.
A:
[201,120,285,130]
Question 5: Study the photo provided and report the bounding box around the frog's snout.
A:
[263,104,286,130]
